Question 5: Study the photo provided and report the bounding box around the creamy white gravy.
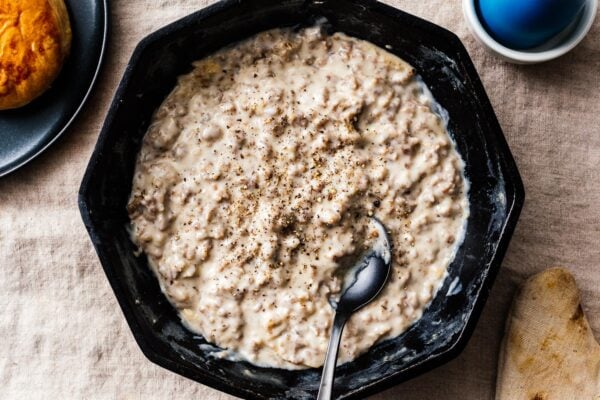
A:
[128,26,469,369]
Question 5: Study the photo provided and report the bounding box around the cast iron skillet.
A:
[78,0,524,399]
[0,0,108,177]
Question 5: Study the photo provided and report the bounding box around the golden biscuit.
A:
[0,0,72,110]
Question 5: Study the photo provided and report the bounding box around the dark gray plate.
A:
[0,0,108,177]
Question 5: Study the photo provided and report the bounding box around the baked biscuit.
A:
[0,0,72,110]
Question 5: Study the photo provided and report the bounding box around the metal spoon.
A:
[317,217,392,400]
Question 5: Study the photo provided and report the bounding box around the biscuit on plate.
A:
[0,0,72,110]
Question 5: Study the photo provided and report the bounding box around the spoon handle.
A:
[317,312,348,400]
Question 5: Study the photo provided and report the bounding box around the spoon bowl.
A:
[335,219,392,316]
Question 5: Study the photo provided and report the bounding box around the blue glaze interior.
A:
[476,0,587,49]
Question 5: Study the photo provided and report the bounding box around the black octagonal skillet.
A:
[78,0,524,399]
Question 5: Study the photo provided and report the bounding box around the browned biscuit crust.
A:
[0,0,72,110]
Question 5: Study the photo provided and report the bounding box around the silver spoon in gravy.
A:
[317,217,392,400]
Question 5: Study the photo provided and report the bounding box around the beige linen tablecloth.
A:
[1,1,598,399]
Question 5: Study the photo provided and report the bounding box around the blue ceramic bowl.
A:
[465,0,598,63]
